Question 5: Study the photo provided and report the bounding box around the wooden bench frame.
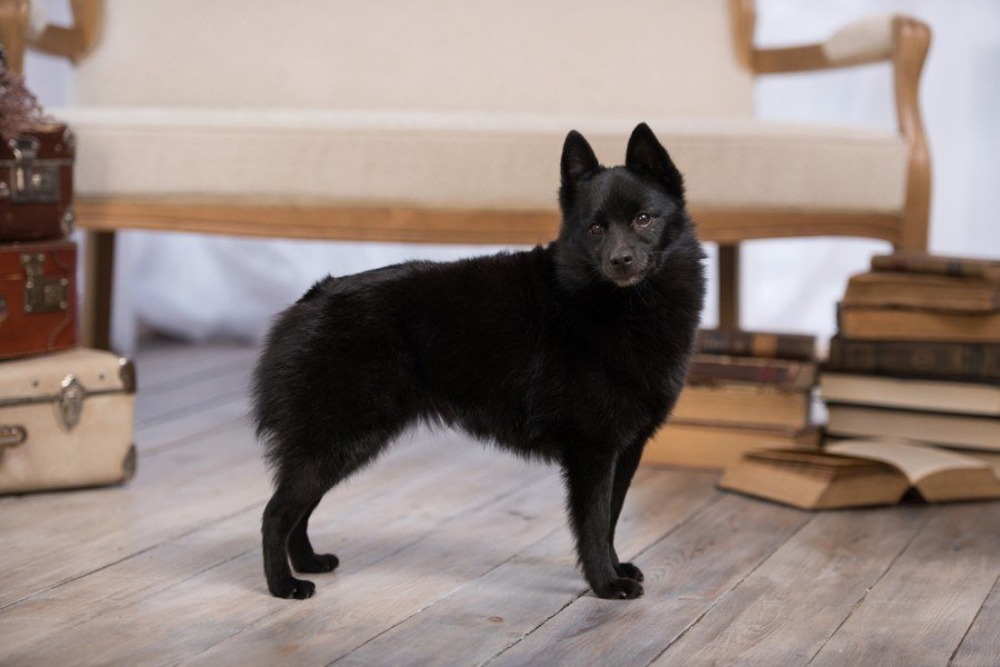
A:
[1,0,931,349]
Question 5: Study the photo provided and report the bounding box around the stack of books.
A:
[642,328,822,469]
[821,252,1000,451]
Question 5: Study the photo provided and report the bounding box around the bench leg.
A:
[81,230,116,351]
[718,243,740,331]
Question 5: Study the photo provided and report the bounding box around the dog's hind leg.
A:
[262,431,398,599]
[262,481,326,599]
[288,498,340,574]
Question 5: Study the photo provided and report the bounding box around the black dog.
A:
[253,123,705,600]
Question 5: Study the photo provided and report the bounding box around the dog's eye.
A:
[589,224,604,237]
[634,212,652,227]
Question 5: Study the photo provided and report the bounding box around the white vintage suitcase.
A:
[0,348,136,493]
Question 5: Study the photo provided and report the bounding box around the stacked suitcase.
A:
[0,113,137,493]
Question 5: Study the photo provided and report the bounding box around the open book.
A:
[718,439,1000,510]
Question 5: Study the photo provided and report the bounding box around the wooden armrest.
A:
[750,14,932,139]
[753,14,905,74]
[890,16,933,250]
[752,14,933,251]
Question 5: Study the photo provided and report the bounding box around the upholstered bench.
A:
[1,0,931,348]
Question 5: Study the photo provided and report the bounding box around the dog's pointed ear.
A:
[561,130,600,187]
[626,123,684,202]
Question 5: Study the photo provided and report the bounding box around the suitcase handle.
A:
[0,425,27,450]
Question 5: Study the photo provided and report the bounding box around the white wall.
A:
[22,0,1000,351]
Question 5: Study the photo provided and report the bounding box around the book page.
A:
[826,439,990,484]
[961,451,1000,477]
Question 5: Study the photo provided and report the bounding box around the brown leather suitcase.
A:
[0,123,75,241]
[0,239,77,359]
[0,348,136,493]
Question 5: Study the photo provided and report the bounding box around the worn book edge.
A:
[819,373,1000,417]
[871,253,1000,282]
[827,439,1000,502]
[720,439,1000,508]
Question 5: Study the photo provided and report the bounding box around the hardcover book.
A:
[843,271,1000,312]
[837,304,1000,343]
[718,439,1000,510]
[696,329,816,362]
[686,354,817,391]
[871,252,1000,282]
[820,373,1000,417]
[825,336,1000,381]
[642,423,821,470]
[825,404,1000,451]
[672,383,812,430]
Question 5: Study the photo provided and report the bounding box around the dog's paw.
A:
[269,576,316,600]
[292,553,340,574]
[594,577,644,600]
[616,562,644,582]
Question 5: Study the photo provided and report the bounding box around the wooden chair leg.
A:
[81,229,115,351]
[718,243,740,331]
[0,0,30,74]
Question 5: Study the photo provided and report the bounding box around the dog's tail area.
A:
[250,299,320,473]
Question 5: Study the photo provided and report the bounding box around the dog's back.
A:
[253,247,555,473]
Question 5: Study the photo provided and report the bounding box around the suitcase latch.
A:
[0,425,27,450]
[56,375,85,432]
[7,136,61,204]
[21,253,69,314]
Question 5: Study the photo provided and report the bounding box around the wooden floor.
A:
[1,339,999,666]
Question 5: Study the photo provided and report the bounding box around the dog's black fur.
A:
[253,123,705,600]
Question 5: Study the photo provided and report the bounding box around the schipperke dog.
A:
[253,123,705,600]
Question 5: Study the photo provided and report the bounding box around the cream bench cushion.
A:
[73,0,751,118]
[59,109,907,215]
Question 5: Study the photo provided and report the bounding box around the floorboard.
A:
[487,494,811,667]
[1,339,999,666]
[951,575,1000,667]
[809,503,1000,667]
[337,469,719,667]
[652,505,930,666]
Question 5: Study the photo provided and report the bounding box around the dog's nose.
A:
[610,252,634,268]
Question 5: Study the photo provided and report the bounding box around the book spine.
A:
[843,273,1000,312]
[826,336,1000,381]
[837,305,1000,343]
[686,357,816,390]
[841,290,1000,312]
[871,253,1000,281]
[696,329,816,361]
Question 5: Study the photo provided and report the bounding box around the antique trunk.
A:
[0,123,75,241]
[0,239,77,359]
[0,348,136,493]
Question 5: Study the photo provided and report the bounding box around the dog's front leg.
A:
[563,451,644,600]
[608,437,646,583]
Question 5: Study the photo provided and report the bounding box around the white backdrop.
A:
[23,0,1000,352]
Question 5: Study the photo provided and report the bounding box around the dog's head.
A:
[555,123,692,291]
